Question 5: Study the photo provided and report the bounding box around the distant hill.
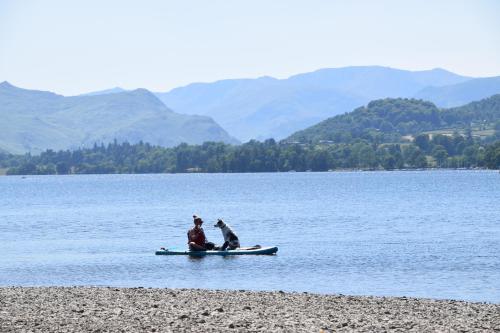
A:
[155,66,471,141]
[0,82,237,154]
[286,95,500,144]
[414,76,500,108]
[81,87,127,96]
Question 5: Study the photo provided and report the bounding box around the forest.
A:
[2,135,499,175]
[287,96,500,144]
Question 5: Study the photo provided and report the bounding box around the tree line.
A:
[2,135,499,175]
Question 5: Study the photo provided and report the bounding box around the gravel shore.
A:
[0,287,499,332]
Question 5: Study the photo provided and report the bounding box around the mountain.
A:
[285,67,469,99]
[0,82,237,154]
[414,76,500,108]
[81,87,127,96]
[286,95,500,144]
[155,66,471,141]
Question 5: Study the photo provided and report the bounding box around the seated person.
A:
[187,215,215,251]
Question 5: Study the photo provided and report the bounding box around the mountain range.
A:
[0,82,237,154]
[414,76,500,108]
[154,66,500,141]
[3,66,500,154]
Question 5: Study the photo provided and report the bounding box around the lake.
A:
[0,171,499,302]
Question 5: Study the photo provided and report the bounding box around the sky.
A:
[0,0,499,95]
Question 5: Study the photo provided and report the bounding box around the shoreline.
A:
[1,287,499,332]
[0,167,497,177]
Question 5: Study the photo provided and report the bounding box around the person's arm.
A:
[200,228,207,244]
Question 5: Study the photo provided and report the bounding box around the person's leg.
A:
[189,242,206,251]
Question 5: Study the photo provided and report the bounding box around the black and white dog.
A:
[214,219,240,250]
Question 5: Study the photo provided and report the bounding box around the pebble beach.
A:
[1,287,499,332]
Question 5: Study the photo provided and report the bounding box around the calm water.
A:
[0,171,499,302]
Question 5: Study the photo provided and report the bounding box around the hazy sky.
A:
[1,0,499,95]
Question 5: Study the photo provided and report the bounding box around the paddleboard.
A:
[155,246,278,256]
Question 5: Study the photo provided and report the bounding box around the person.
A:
[187,215,215,251]
[187,215,207,251]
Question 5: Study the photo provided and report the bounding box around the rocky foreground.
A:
[0,287,499,332]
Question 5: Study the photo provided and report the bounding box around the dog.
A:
[214,219,240,250]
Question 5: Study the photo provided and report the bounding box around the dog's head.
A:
[214,219,225,228]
